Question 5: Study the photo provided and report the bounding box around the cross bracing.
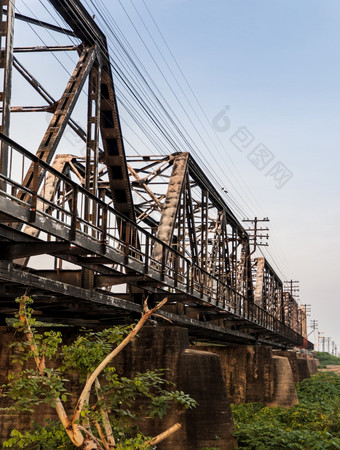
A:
[0,0,312,349]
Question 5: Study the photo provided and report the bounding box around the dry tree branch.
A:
[18,297,83,447]
[145,423,182,446]
[72,297,168,433]
[77,426,105,450]
[92,421,110,450]
[94,377,115,448]
[152,313,173,324]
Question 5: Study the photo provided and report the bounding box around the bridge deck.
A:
[0,133,310,349]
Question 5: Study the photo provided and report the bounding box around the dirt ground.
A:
[320,365,340,375]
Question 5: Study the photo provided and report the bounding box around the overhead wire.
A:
[82,0,254,219]
[136,0,292,279]
[138,0,265,216]
[16,0,292,281]
[93,0,291,277]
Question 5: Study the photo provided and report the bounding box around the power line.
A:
[16,0,294,284]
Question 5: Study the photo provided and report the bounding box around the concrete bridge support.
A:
[273,350,299,383]
[306,356,318,375]
[193,345,315,408]
[267,356,298,407]
[296,357,311,381]
[195,345,274,404]
[0,326,237,449]
[116,327,237,449]
[274,350,319,381]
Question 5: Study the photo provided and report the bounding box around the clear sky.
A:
[121,0,340,349]
[13,0,340,350]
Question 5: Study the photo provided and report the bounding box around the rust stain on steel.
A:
[153,153,189,261]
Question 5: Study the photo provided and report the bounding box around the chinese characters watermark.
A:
[212,106,293,189]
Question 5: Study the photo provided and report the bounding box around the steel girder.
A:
[0,131,312,348]
[5,0,135,222]
[252,257,307,335]
[125,153,254,300]
[253,257,284,320]
[46,0,135,222]
[0,0,15,179]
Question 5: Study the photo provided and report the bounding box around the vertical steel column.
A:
[85,64,101,194]
[185,176,198,264]
[0,0,15,179]
[84,64,101,222]
[201,189,208,270]
[254,257,265,308]
[82,63,101,289]
[152,153,188,260]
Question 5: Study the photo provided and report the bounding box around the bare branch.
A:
[152,313,173,324]
[72,297,168,430]
[94,377,115,447]
[78,426,105,450]
[18,297,83,446]
[145,423,182,446]
[92,421,110,450]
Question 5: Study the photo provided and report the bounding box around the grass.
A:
[313,351,340,368]
[231,372,340,449]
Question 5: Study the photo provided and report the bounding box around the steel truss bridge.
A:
[0,0,312,349]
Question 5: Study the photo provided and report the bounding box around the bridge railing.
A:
[0,132,306,346]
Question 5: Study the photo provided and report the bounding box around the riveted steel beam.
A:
[0,0,15,180]
[20,45,97,196]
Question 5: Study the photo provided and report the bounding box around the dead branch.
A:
[78,426,105,450]
[145,423,182,446]
[92,421,110,450]
[94,377,115,448]
[72,297,168,429]
[18,297,82,446]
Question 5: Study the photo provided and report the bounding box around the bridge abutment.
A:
[0,324,319,446]
[0,326,237,449]
[193,344,274,404]
[267,356,299,407]
[191,344,318,408]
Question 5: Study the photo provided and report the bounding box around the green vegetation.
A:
[313,351,340,368]
[1,296,197,449]
[231,372,340,449]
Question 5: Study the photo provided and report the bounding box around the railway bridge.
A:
[0,0,312,351]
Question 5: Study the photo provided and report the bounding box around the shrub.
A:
[231,372,340,449]
[313,352,340,368]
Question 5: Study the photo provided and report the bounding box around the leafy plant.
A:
[231,372,340,449]
[313,351,340,368]
[1,296,197,449]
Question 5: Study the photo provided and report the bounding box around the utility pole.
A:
[242,217,269,253]
[284,280,300,301]
[308,319,318,338]
[318,331,324,352]
[300,304,311,322]
[326,337,331,354]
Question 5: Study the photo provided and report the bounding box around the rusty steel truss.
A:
[0,0,311,349]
